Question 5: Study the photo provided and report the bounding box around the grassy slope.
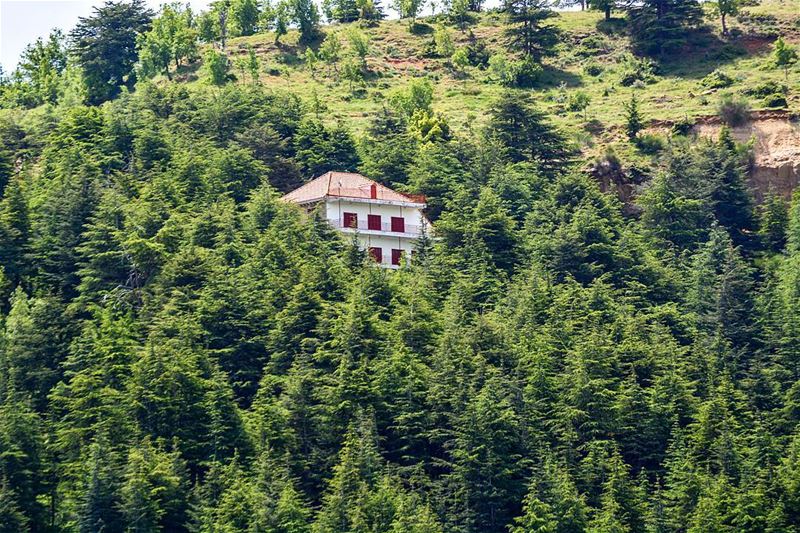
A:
[176,0,800,153]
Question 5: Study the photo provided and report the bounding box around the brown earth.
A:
[693,112,800,202]
[644,110,800,203]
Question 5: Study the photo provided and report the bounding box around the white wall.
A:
[323,198,423,267]
[324,198,424,231]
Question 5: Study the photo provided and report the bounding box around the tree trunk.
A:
[721,13,727,35]
[605,4,611,19]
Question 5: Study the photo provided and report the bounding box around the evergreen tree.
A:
[0,176,29,285]
[627,0,704,56]
[504,0,560,60]
[488,92,570,175]
[119,438,190,533]
[70,0,154,103]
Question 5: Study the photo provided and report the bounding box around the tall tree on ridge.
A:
[504,0,560,61]
[69,0,153,104]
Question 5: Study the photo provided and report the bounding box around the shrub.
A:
[508,56,543,88]
[451,48,470,72]
[743,80,788,98]
[465,35,490,68]
[434,25,455,57]
[583,62,603,76]
[488,53,511,84]
[701,70,734,89]
[489,54,542,87]
[575,35,608,57]
[713,43,747,61]
[635,133,665,154]
[671,117,695,136]
[619,54,658,87]
[567,91,591,114]
[763,93,788,108]
[717,95,750,126]
[204,49,230,86]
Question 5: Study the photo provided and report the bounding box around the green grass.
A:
[173,0,800,152]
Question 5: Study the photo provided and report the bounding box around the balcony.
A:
[333,218,421,237]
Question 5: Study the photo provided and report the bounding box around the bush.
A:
[671,117,695,136]
[567,91,591,113]
[451,48,470,72]
[713,44,747,61]
[434,25,455,58]
[575,35,608,57]
[717,95,750,126]
[763,93,788,108]
[619,54,658,87]
[488,53,511,84]
[489,54,542,88]
[508,57,543,87]
[701,70,734,89]
[743,80,788,98]
[583,62,603,76]
[465,35,490,68]
[635,133,665,154]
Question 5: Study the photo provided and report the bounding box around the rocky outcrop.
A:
[694,111,800,202]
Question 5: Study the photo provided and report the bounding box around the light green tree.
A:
[773,36,798,79]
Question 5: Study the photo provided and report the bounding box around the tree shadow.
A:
[625,25,773,82]
[596,17,627,36]
[409,22,434,35]
[537,66,583,89]
[656,31,752,80]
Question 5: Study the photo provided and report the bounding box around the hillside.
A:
[162,0,800,199]
[190,0,800,136]
[5,1,800,532]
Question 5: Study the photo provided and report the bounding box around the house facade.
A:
[281,172,429,268]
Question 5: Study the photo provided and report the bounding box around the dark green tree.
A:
[69,0,154,104]
[504,0,560,60]
[627,0,704,56]
[488,92,570,175]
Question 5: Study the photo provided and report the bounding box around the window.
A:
[368,214,382,231]
[391,249,404,266]
[391,216,405,233]
[369,247,383,263]
[343,212,357,228]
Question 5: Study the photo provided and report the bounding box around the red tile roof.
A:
[281,172,425,205]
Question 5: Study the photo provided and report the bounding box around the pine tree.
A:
[504,0,560,60]
[78,440,124,533]
[3,288,75,411]
[0,175,29,285]
[0,477,28,533]
[70,0,154,103]
[313,410,383,533]
[627,0,704,56]
[0,383,46,529]
[448,371,528,533]
[758,191,789,253]
[119,438,190,533]
[686,225,755,365]
[488,91,571,175]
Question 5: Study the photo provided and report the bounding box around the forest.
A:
[1,0,800,531]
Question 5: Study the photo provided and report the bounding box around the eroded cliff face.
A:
[694,111,800,202]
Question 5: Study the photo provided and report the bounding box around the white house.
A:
[281,171,430,268]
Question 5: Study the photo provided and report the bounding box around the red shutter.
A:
[343,212,357,228]
[368,214,382,231]
[370,184,377,199]
[391,217,405,233]
[369,247,382,263]
[391,249,403,266]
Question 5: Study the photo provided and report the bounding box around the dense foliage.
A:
[1,0,800,532]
